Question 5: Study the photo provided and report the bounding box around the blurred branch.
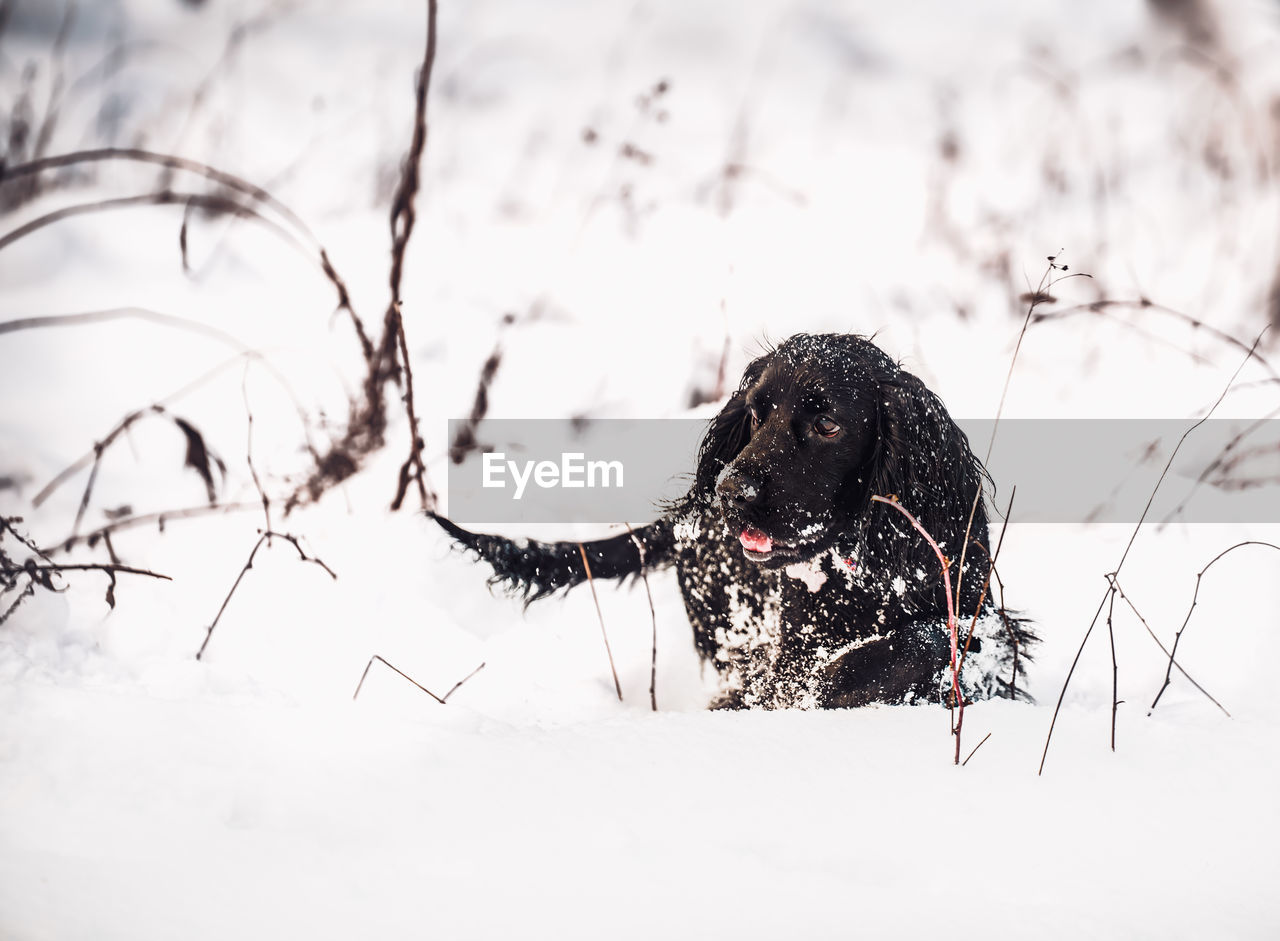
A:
[1031,298,1280,381]
[292,0,439,513]
[0,306,251,350]
[46,502,258,555]
[0,157,370,355]
[386,0,439,512]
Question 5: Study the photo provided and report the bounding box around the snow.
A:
[3,0,1280,938]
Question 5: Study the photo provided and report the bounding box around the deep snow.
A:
[2,0,1280,938]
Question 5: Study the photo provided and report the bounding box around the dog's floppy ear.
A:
[864,366,986,555]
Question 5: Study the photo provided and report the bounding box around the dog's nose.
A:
[719,471,764,507]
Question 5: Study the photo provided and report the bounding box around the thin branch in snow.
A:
[956,256,1090,610]
[1109,576,1228,716]
[956,487,1015,686]
[241,365,271,533]
[352,656,486,704]
[578,542,623,702]
[1149,540,1280,714]
[442,661,487,701]
[961,732,992,767]
[0,578,35,628]
[1105,585,1119,751]
[196,530,336,661]
[1040,325,1268,775]
[352,655,444,703]
[626,523,659,711]
[871,494,964,764]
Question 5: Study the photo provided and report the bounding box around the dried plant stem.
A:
[1031,298,1280,381]
[442,661,487,701]
[48,502,257,555]
[1109,577,1228,716]
[1040,326,1267,775]
[578,542,623,701]
[1106,588,1119,751]
[0,306,249,349]
[22,561,171,581]
[1,148,365,347]
[352,655,444,703]
[956,258,1089,608]
[385,0,439,512]
[626,523,659,711]
[1149,540,1280,714]
[871,494,962,764]
[957,487,1015,680]
[293,1,439,513]
[196,530,336,660]
[352,656,486,703]
[242,365,271,532]
[961,732,992,767]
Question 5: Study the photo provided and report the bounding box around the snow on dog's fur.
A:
[434,334,1032,708]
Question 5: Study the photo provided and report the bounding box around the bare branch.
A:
[1109,577,1228,716]
[195,530,336,660]
[961,732,992,767]
[1149,540,1280,714]
[578,542,623,701]
[872,494,963,763]
[1040,326,1268,774]
[47,502,258,555]
[352,655,444,703]
[627,523,659,711]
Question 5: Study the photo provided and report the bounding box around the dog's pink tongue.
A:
[740,526,773,553]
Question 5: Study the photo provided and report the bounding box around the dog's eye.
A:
[814,416,841,438]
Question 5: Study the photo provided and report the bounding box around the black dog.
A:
[433,334,1031,709]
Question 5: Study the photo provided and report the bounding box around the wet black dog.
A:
[433,334,1031,708]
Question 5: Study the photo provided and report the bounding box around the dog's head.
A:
[685,334,984,569]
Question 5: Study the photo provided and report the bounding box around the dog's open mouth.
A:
[738,526,803,562]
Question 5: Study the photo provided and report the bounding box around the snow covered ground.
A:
[2,0,1280,937]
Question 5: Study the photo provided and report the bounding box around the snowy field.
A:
[2,0,1280,937]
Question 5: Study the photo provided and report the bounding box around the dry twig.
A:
[196,530,336,660]
[578,542,623,701]
[1149,540,1280,713]
[352,655,486,703]
[1039,326,1268,774]
[871,494,964,764]
[626,523,659,711]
